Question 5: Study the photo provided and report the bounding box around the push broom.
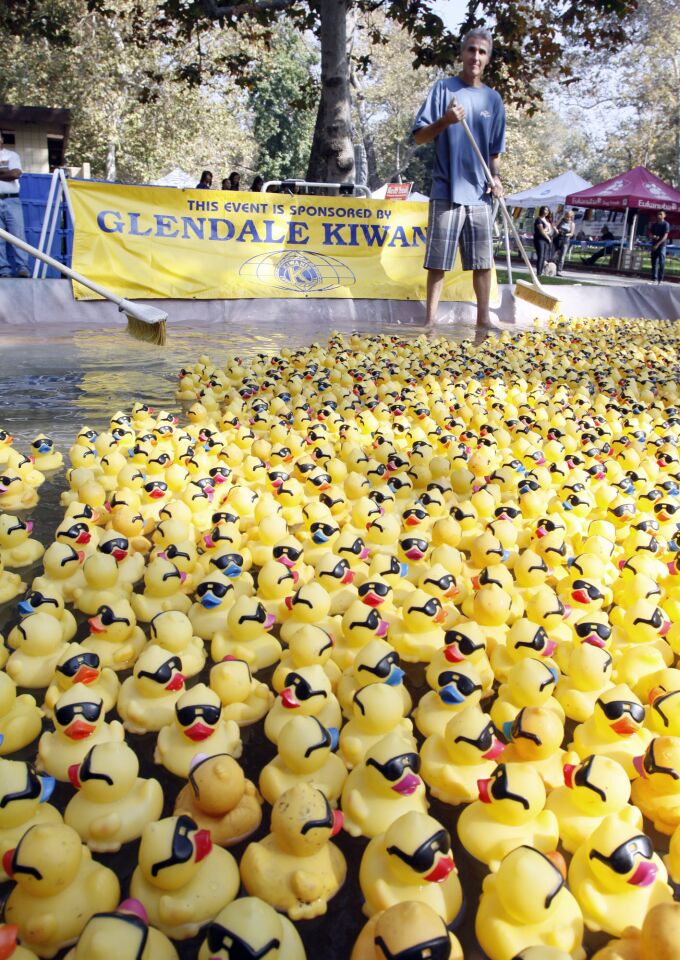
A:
[0,226,168,345]
[457,109,561,315]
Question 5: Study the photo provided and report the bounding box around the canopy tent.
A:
[566,165,680,266]
[506,170,591,209]
[371,184,429,202]
[152,167,197,189]
[566,165,680,212]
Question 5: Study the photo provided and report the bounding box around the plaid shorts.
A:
[424,200,493,271]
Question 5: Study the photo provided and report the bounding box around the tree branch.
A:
[202,0,294,18]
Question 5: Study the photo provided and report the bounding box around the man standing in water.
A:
[413,28,505,332]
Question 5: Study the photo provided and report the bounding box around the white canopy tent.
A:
[505,170,591,209]
[371,184,429,202]
[152,168,198,189]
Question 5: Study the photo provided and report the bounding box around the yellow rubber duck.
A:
[65,741,163,852]
[0,760,61,882]
[590,901,680,960]
[339,681,414,769]
[490,656,563,730]
[556,643,614,723]
[0,515,44,569]
[335,598,393,671]
[425,620,494,694]
[80,598,147,671]
[341,733,427,838]
[0,554,26,605]
[547,753,642,854]
[53,515,98,557]
[646,688,680,736]
[15,585,77,644]
[62,898,179,960]
[117,646,186,733]
[413,659,483,738]
[336,638,409,717]
[130,814,239,939]
[174,753,262,847]
[0,672,42,757]
[211,595,280,669]
[631,735,680,834]
[98,528,146,588]
[389,588,449,664]
[147,609,206,678]
[130,557,192,622]
[37,684,124,781]
[501,706,567,791]
[351,901,463,960]
[457,763,559,871]
[359,810,462,922]
[0,427,15,467]
[209,657,274,725]
[490,616,559,683]
[264,665,342,744]
[272,623,342,694]
[568,815,673,937]
[475,846,585,960]
[279,580,341,647]
[421,704,505,805]
[155,683,242,777]
[197,896,306,960]
[4,823,119,958]
[240,783,346,920]
[260,715,347,807]
[6,612,67,688]
[42,643,120,718]
[568,685,652,777]
[188,572,237,640]
[31,541,86,603]
[72,553,131,614]
[0,467,39,513]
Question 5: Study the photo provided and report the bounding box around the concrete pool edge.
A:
[0,278,678,331]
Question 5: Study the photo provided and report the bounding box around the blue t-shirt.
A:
[651,220,670,247]
[413,76,505,205]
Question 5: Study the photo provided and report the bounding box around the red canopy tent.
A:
[565,165,680,268]
[565,165,680,212]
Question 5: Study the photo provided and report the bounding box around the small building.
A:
[0,105,71,173]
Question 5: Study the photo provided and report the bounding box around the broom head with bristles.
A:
[514,279,561,314]
[120,301,168,346]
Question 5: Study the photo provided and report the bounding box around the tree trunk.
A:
[350,67,380,189]
[106,139,117,181]
[306,0,355,183]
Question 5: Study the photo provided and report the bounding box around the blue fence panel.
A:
[4,173,74,278]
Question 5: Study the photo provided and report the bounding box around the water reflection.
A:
[0,317,443,447]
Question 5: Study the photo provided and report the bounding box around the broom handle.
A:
[454,106,545,289]
[0,225,135,310]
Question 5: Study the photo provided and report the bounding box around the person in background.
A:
[584,224,615,265]
[533,205,553,276]
[0,131,30,278]
[227,171,241,191]
[250,175,264,192]
[196,170,213,190]
[412,27,505,333]
[650,209,670,284]
[554,209,576,275]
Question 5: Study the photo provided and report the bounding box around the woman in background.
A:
[533,205,553,276]
[554,209,576,275]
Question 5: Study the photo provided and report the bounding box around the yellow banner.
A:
[70,181,497,302]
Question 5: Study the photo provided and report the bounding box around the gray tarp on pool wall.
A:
[0,278,678,329]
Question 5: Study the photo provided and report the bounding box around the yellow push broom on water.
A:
[457,110,562,315]
[0,226,168,345]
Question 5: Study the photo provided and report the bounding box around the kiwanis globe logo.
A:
[240,250,356,293]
